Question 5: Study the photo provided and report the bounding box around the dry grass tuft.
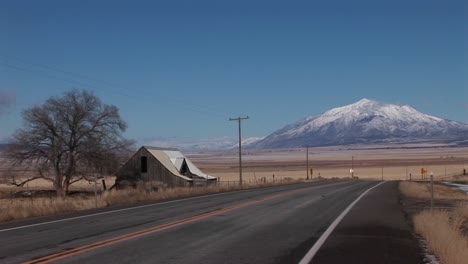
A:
[414,209,468,264]
[399,181,468,200]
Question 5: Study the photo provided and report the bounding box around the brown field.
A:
[1,145,467,191]
[400,181,468,200]
[189,145,468,182]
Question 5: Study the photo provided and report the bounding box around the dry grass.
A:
[0,197,106,222]
[402,181,468,263]
[414,209,468,264]
[0,178,307,222]
[455,204,468,220]
[102,179,304,206]
[399,181,468,200]
[0,176,117,190]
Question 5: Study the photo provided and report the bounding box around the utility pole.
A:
[351,156,354,178]
[306,146,309,180]
[229,116,249,186]
[430,171,434,211]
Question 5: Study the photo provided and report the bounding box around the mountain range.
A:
[247,98,468,149]
[144,136,265,151]
[3,99,466,151]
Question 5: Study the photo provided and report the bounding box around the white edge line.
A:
[298,181,386,264]
[0,188,253,233]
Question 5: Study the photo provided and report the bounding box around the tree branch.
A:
[69,176,84,185]
[6,176,54,187]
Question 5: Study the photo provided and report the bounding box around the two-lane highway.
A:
[0,180,379,264]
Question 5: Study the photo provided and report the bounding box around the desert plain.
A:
[0,144,467,191]
[189,144,468,183]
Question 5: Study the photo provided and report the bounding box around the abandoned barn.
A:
[115,146,217,187]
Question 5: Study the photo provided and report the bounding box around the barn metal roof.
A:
[144,146,217,180]
[143,146,179,151]
[146,148,191,181]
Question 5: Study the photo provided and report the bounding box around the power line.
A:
[0,54,119,88]
[0,59,231,118]
[1,62,133,98]
[0,55,237,118]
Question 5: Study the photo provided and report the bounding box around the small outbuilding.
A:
[115,146,217,188]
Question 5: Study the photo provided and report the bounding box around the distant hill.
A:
[248,98,468,149]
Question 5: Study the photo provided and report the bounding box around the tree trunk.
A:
[63,181,70,196]
[55,170,64,197]
[60,187,66,197]
[56,184,65,197]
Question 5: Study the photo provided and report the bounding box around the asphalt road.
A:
[309,181,423,264]
[0,180,381,264]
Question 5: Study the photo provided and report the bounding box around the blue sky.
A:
[1,0,467,145]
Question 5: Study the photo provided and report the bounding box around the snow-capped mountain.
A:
[249,98,468,148]
[144,136,264,151]
[229,137,265,149]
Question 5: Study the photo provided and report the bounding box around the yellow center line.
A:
[23,185,318,264]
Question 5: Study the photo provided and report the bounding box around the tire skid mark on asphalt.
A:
[22,184,324,264]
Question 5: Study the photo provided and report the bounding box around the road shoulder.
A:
[311,181,424,264]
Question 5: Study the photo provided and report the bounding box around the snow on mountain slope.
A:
[229,137,265,149]
[145,136,264,151]
[250,99,468,149]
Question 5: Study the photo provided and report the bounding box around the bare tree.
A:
[5,89,134,196]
